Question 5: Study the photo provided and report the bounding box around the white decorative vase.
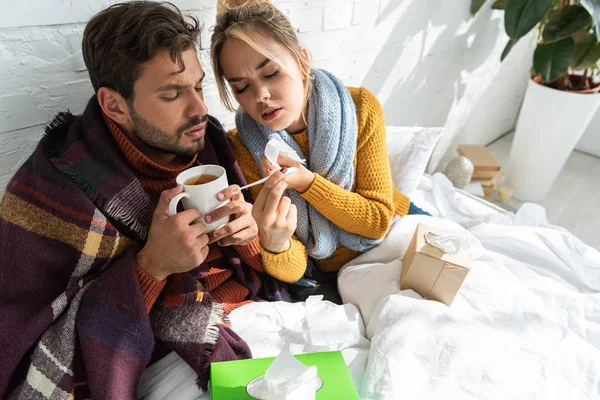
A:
[506,79,600,201]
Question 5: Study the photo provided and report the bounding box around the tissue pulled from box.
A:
[424,231,470,256]
[259,344,319,400]
[264,138,306,169]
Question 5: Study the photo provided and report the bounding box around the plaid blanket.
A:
[0,97,262,398]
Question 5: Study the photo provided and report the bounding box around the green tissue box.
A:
[210,350,359,399]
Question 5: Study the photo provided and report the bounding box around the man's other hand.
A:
[137,186,210,281]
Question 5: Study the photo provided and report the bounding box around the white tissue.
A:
[252,344,319,400]
[305,295,359,347]
[264,138,306,169]
[425,232,470,255]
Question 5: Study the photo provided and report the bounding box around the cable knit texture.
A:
[228,84,411,278]
[236,69,393,260]
[135,265,167,312]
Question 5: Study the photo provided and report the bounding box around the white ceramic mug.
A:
[169,165,229,233]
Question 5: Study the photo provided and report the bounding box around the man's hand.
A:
[252,169,297,253]
[136,186,210,281]
[204,185,258,247]
[260,155,315,193]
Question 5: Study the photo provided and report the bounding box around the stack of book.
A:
[457,144,503,202]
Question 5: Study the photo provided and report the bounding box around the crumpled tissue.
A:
[264,138,306,169]
[305,295,359,347]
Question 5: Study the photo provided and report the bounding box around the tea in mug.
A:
[184,174,219,185]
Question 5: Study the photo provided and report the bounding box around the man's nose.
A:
[186,89,208,118]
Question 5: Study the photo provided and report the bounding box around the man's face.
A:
[127,48,208,158]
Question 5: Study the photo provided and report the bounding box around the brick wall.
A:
[0,0,532,189]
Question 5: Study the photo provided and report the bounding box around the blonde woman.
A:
[211,1,429,300]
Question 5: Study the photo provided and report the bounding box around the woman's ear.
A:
[299,46,311,75]
[300,47,310,63]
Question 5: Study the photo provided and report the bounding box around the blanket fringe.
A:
[44,111,74,138]
[105,201,148,239]
[202,302,224,346]
[41,111,75,161]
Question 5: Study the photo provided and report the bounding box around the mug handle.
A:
[168,192,190,216]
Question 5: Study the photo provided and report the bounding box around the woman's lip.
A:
[262,108,283,122]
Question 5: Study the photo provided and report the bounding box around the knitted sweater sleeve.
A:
[226,130,308,283]
[300,87,410,239]
[135,265,166,312]
[234,235,265,273]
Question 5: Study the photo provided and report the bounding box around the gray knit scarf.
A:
[236,69,388,259]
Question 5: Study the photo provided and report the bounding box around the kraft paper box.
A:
[210,350,359,399]
[400,224,470,306]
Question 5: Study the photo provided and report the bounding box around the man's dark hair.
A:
[82,1,201,100]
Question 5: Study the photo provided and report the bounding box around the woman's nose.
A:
[256,85,270,103]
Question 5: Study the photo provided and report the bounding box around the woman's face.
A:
[219,36,307,133]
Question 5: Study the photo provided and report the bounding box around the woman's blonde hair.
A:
[211,0,312,112]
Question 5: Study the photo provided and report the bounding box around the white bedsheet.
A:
[339,174,600,399]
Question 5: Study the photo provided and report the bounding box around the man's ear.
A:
[97,87,130,124]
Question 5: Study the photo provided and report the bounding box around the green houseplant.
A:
[472,0,600,91]
[470,0,600,201]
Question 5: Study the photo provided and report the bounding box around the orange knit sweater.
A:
[104,114,263,314]
[227,87,410,281]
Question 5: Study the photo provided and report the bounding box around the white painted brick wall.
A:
[0,0,530,190]
[323,4,353,31]
[290,6,322,33]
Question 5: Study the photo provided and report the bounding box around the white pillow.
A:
[386,126,443,197]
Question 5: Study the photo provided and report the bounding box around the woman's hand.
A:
[252,169,297,253]
[260,154,315,193]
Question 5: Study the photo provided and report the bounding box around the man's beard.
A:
[128,103,207,157]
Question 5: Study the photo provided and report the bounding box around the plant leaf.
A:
[471,0,486,15]
[579,44,600,68]
[505,0,553,39]
[492,0,508,10]
[573,34,600,69]
[542,5,592,43]
[501,38,518,60]
[541,2,562,26]
[572,26,595,43]
[573,35,595,65]
[533,37,575,82]
[581,0,600,41]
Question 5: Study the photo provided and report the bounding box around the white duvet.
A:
[139,174,600,399]
[338,175,600,399]
[340,215,600,399]
[230,175,600,399]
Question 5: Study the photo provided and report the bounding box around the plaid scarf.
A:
[0,97,275,398]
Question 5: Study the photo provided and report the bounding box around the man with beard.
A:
[0,2,291,399]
